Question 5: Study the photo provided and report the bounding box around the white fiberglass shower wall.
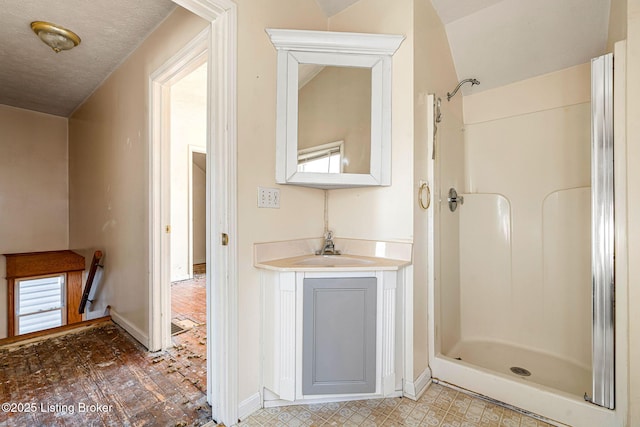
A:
[457,62,592,395]
[428,51,625,427]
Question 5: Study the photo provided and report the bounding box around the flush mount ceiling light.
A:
[30,21,81,53]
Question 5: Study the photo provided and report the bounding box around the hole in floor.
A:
[171,322,185,335]
[171,318,199,336]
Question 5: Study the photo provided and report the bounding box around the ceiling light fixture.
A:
[30,21,81,53]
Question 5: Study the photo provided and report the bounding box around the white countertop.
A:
[254,238,412,272]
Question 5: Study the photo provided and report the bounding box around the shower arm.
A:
[447,78,480,101]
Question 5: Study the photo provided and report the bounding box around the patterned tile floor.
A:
[239,383,555,427]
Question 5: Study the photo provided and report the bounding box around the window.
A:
[15,274,66,335]
[297,141,344,174]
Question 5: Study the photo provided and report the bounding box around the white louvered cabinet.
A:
[15,274,66,335]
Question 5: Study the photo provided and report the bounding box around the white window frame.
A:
[297,140,344,173]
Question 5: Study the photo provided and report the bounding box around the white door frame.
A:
[149,0,238,425]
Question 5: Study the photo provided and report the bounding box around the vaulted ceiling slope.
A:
[316,0,611,95]
[0,0,176,117]
[431,0,611,94]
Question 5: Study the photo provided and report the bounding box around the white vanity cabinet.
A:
[260,268,406,406]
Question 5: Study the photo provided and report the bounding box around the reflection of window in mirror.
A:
[297,65,372,174]
[297,140,344,173]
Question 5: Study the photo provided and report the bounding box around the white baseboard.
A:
[403,367,432,401]
[238,392,261,421]
[110,309,150,349]
[263,391,402,408]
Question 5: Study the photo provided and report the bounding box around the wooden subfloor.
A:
[0,276,209,427]
[172,274,206,325]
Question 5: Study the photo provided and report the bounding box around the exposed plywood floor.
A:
[0,276,209,427]
[172,274,206,325]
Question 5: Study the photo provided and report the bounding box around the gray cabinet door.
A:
[302,277,377,395]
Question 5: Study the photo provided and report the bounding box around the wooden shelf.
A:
[5,250,85,278]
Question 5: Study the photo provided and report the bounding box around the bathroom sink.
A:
[292,255,375,267]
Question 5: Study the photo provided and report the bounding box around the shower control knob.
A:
[447,188,464,212]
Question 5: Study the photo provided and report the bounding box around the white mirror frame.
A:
[266,29,404,189]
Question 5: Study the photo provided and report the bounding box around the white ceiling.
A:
[432,0,611,95]
[0,1,612,117]
[0,0,176,117]
[314,0,361,17]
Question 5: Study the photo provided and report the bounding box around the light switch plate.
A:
[258,187,280,208]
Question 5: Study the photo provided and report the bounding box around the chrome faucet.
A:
[316,230,341,255]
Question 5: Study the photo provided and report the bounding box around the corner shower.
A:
[426,52,620,427]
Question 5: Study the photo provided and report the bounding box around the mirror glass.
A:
[297,65,372,174]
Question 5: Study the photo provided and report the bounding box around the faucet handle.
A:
[325,230,333,240]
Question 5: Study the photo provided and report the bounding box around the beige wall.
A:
[626,0,640,423]
[326,0,414,242]
[0,105,69,338]
[68,8,209,331]
[608,0,628,52]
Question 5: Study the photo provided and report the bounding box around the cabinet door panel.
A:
[303,277,376,395]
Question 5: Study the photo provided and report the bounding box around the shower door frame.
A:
[590,52,615,410]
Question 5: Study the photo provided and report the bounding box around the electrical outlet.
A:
[258,187,280,208]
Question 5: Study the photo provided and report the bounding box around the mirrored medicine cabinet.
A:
[266,28,404,189]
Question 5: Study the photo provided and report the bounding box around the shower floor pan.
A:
[446,339,591,397]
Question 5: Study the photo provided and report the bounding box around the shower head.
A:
[447,78,480,101]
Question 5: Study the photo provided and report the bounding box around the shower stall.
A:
[426,50,626,427]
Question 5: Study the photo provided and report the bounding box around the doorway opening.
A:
[149,25,210,397]
[168,60,208,390]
